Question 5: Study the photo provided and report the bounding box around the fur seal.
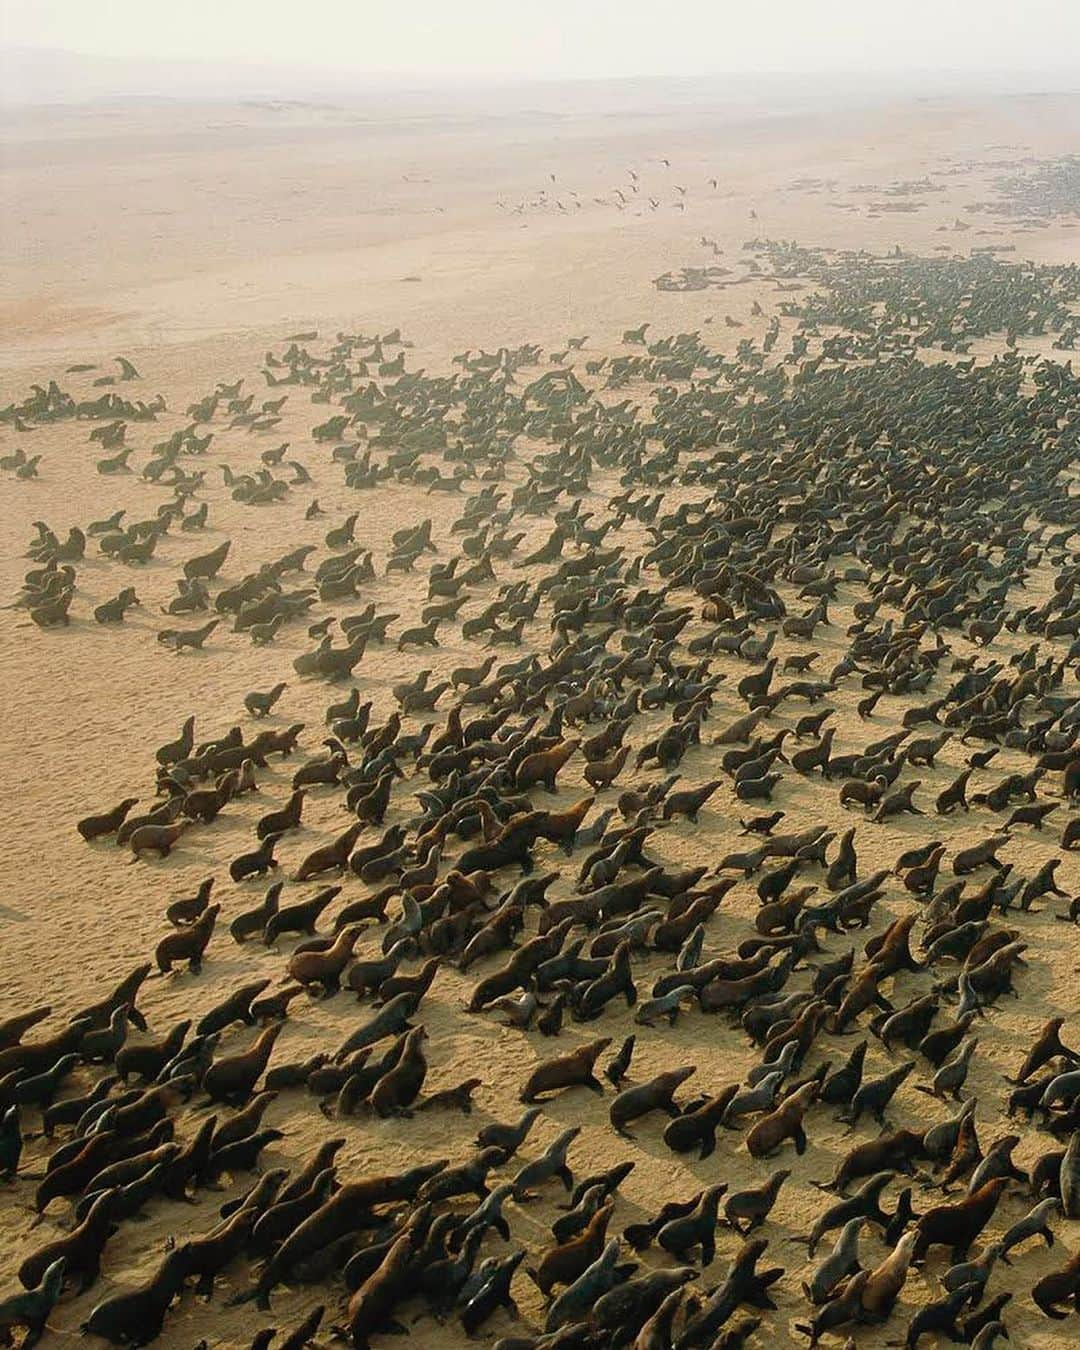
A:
[528,1201,614,1294]
[803,1217,864,1304]
[80,1248,189,1344]
[662,1085,740,1160]
[859,1230,917,1319]
[370,1025,428,1117]
[724,1168,791,1235]
[521,1038,611,1102]
[1032,1247,1080,1318]
[657,1183,728,1265]
[204,1024,283,1105]
[0,1256,66,1349]
[610,1065,696,1137]
[746,1080,817,1157]
[128,819,190,860]
[77,798,140,842]
[19,1190,118,1293]
[912,1176,1010,1263]
[230,833,281,882]
[155,903,219,972]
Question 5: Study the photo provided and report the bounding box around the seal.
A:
[288,923,364,993]
[520,1038,611,1102]
[662,1085,740,1160]
[818,1131,925,1193]
[230,833,282,883]
[203,1024,283,1105]
[803,1217,864,1304]
[610,1066,696,1138]
[859,1230,917,1319]
[999,1196,1060,1259]
[528,1201,614,1295]
[724,1168,791,1235]
[77,798,140,842]
[257,790,306,840]
[80,1248,189,1344]
[165,877,214,927]
[509,1126,579,1199]
[1008,1017,1079,1084]
[899,1283,977,1350]
[370,1025,428,1117]
[294,823,365,881]
[155,904,220,972]
[0,1255,66,1349]
[0,1005,52,1051]
[18,1189,119,1293]
[657,1183,728,1264]
[515,739,580,792]
[746,1081,817,1157]
[197,979,272,1037]
[128,819,190,860]
[911,1176,1010,1263]
[1032,1247,1080,1319]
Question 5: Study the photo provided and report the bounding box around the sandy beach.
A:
[1,75,1079,1349]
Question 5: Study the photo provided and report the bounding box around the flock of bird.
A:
[1,236,1080,1350]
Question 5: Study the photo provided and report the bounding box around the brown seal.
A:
[294,822,365,882]
[746,1080,817,1158]
[230,833,282,883]
[128,820,191,860]
[1008,1017,1079,1084]
[18,1189,117,1291]
[520,1038,611,1102]
[155,904,220,973]
[203,1024,283,1105]
[0,1018,91,1079]
[818,1128,925,1193]
[0,1005,52,1052]
[231,883,282,943]
[610,1066,696,1138]
[859,1230,917,1318]
[288,924,364,993]
[1032,1247,1080,1318]
[80,1249,189,1343]
[115,1019,190,1083]
[912,1176,1011,1264]
[345,1227,416,1348]
[370,1026,428,1118]
[515,739,580,792]
[77,797,139,842]
[414,1077,482,1114]
[528,1201,614,1295]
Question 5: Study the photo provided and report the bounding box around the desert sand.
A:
[1,78,1079,1349]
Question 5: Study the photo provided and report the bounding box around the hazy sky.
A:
[3,0,1079,79]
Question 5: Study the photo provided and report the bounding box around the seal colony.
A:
[3,212,1080,1350]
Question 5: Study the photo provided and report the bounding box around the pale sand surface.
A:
[1,82,1079,1348]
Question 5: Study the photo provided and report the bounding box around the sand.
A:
[1,78,1079,1348]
